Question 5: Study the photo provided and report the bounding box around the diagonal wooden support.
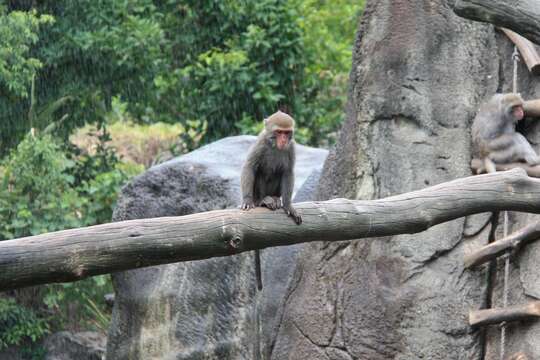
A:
[500,28,540,75]
[464,221,540,268]
[469,302,540,327]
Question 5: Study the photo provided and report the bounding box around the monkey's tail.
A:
[254,250,263,291]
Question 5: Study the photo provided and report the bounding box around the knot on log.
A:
[222,223,243,251]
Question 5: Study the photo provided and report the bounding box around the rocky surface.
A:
[106,136,327,359]
[44,331,106,360]
[270,1,539,359]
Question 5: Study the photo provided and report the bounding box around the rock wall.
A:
[270,0,540,359]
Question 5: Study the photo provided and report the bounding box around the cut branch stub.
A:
[464,221,540,268]
[469,302,540,327]
[2,169,540,291]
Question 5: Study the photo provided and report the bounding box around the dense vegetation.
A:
[0,0,363,356]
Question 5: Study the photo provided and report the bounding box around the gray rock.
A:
[272,1,502,359]
[106,136,327,359]
[44,331,105,360]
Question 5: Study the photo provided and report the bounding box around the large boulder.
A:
[106,135,328,359]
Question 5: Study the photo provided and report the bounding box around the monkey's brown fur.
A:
[240,110,301,290]
[472,93,540,173]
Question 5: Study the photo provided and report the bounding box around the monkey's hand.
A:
[283,205,302,225]
[260,196,281,210]
[241,197,255,210]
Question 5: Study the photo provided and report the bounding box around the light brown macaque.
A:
[240,110,302,290]
[472,93,540,174]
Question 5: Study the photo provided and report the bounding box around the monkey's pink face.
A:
[275,129,292,150]
[512,104,524,121]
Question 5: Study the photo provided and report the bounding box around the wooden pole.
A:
[523,99,540,117]
[469,302,540,327]
[471,159,540,177]
[464,221,540,268]
[500,28,540,75]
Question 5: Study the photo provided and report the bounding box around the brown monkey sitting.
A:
[240,110,302,290]
[472,93,540,174]
[240,110,302,224]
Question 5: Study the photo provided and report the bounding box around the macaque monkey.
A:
[472,93,540,174]
[240,110,302,290]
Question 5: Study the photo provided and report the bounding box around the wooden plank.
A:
[470,302,540,327]
[464,221,540,268]
[471,158,540,177]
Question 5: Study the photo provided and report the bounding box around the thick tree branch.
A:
[469,302,540,327]
[454,0,540,45]
[2,169,540,291]
[464,221,540,268]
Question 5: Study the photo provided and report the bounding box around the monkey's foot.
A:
[261,196,281,210]
[241,199,255,210]
[283,206,302,225]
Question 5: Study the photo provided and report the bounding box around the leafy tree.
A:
[1,0,363,154]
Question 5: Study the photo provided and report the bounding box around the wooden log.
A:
[471,158,540,178]
[500,28,540,75]
[464,221,540,268]
[454,0,540,45]
[523,99,540,117]
[469,302,540,327]
[1,169,540,291]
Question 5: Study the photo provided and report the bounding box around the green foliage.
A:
[0,298,50,350]
[155,0,306,141]
[0,7,53,98]
[43,275,112,331]
[293,0,364,146]
[1,0,363,154]
[0,133,82,239]
[0,130,131,345]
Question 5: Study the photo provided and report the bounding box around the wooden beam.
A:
[469,302,540,327]
[471,158,540,178]
[464,221,540,268]
[523,99,540,117]
[454,0,540,45]
[2,169,540,291]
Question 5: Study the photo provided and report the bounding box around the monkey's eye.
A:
[275,130,292,135]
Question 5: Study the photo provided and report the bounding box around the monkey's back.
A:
[471,95,508,158]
